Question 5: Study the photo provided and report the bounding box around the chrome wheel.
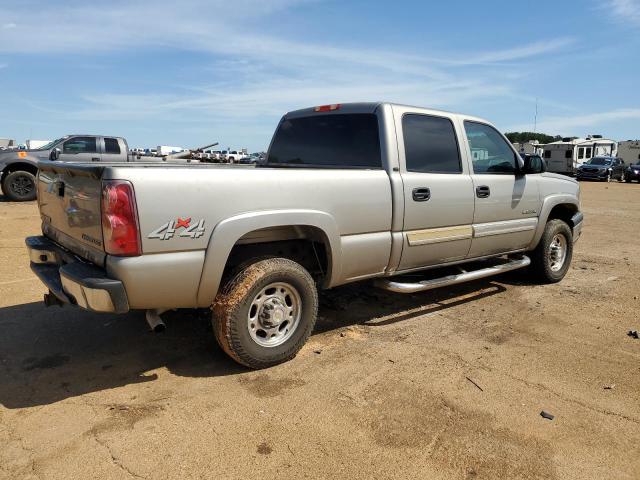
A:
[548,234,568,272]
[247,282,301,348]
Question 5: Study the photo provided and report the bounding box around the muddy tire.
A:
[212,258,318,369]
[2,170,37,201]
[530,219,573,283]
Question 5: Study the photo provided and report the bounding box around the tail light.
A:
[101,180,141,256]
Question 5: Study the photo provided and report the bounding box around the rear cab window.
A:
[266,113,381,168]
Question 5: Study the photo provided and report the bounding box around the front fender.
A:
[528,194,580,249]
[196,209,341,307]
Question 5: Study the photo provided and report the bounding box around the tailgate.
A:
[37,162,106,264]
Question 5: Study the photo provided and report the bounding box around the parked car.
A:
[26,102,582,368]
[624,164,640,183]
[0,135,129,201]
[576,156,626,182]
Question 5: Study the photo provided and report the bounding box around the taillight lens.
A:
[101,180,141,256]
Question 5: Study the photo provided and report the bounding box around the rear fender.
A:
[196,209,341,307]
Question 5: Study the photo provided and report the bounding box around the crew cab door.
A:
[394,107,475,270]
[58,136,101,163]
[461,121,540,258]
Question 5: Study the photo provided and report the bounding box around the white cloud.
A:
[605,0,640,26]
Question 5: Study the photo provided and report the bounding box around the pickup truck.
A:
[0,135,128,201]
[26,103,583,368]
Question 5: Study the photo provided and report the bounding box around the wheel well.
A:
[1,162,38,183]
[547,203,579,228]
[224,226,331,284]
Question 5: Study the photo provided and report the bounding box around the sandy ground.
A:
[1,181,639,480]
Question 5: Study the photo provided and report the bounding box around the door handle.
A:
[476,185,490,198]
[412,187,431,202]
[91,157,100,162]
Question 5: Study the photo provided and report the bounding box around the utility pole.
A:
[534,98,538,134]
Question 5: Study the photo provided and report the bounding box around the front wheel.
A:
[2,170,37,201]
[212,258,318,368]
[530,219,573,283]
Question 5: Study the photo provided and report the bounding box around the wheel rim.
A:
[548,234,568,272]
[9,174,34,197]
[247,282,302,348]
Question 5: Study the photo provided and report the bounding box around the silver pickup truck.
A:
[0,135,129,201]
[26,103,583,368]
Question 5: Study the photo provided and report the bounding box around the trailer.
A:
[542,135,617,175]
[618,140,640,166]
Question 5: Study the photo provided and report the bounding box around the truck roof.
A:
[284,102,490,124]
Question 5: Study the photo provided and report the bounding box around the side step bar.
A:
[375,255,531,294]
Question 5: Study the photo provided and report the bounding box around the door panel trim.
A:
[406,225,473,246]
[473,218,538,238]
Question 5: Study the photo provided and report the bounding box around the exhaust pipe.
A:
[145,309,167,333]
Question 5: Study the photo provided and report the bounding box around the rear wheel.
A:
[212,258,318,368]
[530,219,573,283]
[2,170,37,201]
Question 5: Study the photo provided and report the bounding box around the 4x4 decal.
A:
[148,217,206,240]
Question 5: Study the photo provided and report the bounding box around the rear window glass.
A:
[104,138,121,154]
[267,114,381,168]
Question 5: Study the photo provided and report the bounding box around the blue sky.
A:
[1,0,639,151]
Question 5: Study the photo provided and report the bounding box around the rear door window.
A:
[402,114,461,173]
[267,114,381,168]
[104,138,121,154]
[63,137,97,154]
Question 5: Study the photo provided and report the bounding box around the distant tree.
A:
[504,132,561,144]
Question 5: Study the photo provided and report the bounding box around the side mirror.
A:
[523,156,545,174]
[50,148,61,161]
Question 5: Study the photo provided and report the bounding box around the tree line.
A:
[504,132,562,144]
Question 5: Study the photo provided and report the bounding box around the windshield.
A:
[586,158,612,166]
[37,137,67,150]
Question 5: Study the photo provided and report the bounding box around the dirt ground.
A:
[1,181,639,480]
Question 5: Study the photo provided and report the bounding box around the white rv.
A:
[542,135,617,175]
[618,140,640,166]
[25,139,52,150]
[156,145,184,156]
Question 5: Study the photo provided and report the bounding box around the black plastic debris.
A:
[628,330,639,339]
[540,410,555,420]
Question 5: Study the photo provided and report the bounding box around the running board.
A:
[374,255,531,294]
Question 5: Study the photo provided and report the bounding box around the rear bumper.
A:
[26,236,129,313]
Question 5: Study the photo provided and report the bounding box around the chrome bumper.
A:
[26,236,129,314]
